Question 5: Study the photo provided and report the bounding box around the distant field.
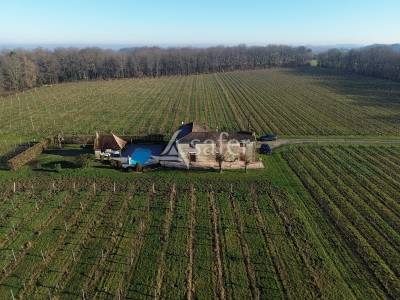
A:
[0,144,399,299]
[0,68,399,155]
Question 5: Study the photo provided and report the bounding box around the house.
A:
[94,132,127,159]
[157,122,263,170]
[94,123,263,170]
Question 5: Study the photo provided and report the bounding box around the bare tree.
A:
[0,45,313,91]
[216,153,225,173]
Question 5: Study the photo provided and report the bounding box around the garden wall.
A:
[7,139,49,171]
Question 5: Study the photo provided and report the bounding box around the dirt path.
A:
[262,137,400,149]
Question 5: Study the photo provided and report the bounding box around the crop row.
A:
[283,145,400,298]
[2,68,400,156]
[1,151,399,299]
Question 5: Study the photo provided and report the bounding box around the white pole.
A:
[13,182,16,193]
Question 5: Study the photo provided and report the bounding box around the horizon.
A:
[1,0,399,47]
[0,42,372,51]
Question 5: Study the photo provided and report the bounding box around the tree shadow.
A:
[43,147,91,157]
[40,160,77,170]
[285,67,400,125]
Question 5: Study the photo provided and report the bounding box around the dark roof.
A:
[178,132,255,144]
[176,122,209,140]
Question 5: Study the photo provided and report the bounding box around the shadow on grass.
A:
[43,147,92,157]
[33,160,78,172]
[285,67,400,125]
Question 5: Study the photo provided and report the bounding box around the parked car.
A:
[259,144,272,155]
[258,134,278,141]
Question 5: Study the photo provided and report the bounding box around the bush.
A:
[135,162,143,172]
[75,154,92,168]
[110,159,122,169]
[54,163,62,173]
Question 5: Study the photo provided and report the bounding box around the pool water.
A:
[122,143,165,165]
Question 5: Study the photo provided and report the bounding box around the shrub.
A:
[54,163,62,173]
[135,162,143,172]
[75,154,92,168]
[110,159,121,169]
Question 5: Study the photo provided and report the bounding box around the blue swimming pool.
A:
[122,143,165,165]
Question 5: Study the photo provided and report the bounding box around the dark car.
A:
[259,144,272,155]
[258,134,278,141]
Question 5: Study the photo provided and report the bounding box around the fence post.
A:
[113,182,116,193]
[13,182,16,193]
[93,182,96,194]
[12,249,16,262]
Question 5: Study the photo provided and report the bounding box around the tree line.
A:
[0,45,312,91]
[317,45,400,82]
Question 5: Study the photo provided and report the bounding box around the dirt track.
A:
[262,137,400,149]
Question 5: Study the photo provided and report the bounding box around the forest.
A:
[1,44,399,93]
[0,45,312,91]
[317,45,400,82]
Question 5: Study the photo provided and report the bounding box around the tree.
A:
[0,45,314,91]
[20,55,37,89]
[318,45,400,82]
[216,153,225,173]
[1,51,21,91]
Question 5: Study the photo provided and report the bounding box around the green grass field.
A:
[0,145,399,299]
[0,68,399,155]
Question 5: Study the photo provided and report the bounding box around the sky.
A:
[0,0,399,47]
